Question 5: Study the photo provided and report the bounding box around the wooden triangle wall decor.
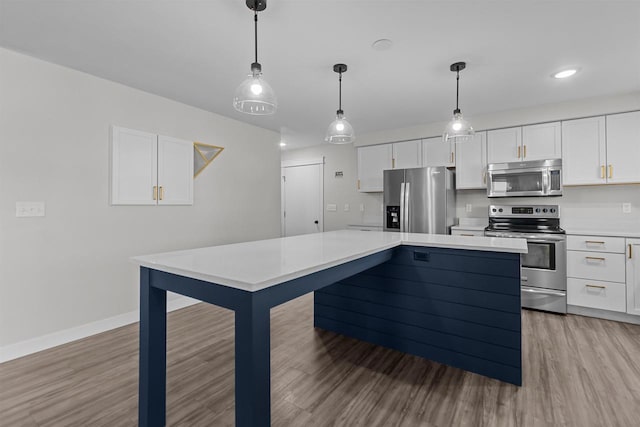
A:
[193,142,224,178]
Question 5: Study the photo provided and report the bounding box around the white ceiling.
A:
[1,1,639,149]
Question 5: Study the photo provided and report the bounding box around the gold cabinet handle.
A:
[357,179,360,190]
[523,145,527,158]
[483,171,487,184]
[585,240,605,245]
[159,186,164,201]
[608,164,613,179]
[392,158,396,169]
[153,186,158,201]
[517,146,521,159]
[450,152,454,164]
[585,256,605,261]
[600,165,605,179]
[630,244,633,259]
[586,284,606,289]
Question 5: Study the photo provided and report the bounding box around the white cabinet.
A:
[606,111,640,184]
[357,144,392,192]
[392,140,422,169]
[455,131,487,189]
[627,239,640,316]
[567,235,627,312]
[486,127,522,163]
[111,126,194,205]
[562,116,606,185]
[487,123,561,164]
[521,122,562,161]
[423,137,455,167]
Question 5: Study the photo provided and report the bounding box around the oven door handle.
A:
[522,286,566,297]
[526,238,565,243]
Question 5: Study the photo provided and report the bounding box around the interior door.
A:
[282,163,323,237]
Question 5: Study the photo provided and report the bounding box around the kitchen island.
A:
[132,230,527,427]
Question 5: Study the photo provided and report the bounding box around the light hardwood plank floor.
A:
[1,293,639,426]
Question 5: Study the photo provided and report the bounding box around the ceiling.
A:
[1,1,639,149]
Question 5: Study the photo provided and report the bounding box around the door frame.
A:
[281,158,324,237]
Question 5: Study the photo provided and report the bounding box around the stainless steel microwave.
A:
[487,159,562,197]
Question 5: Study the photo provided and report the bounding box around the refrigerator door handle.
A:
[404,182,410,232]
[399,182,406,232]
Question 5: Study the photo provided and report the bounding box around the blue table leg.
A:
[235,299,271,427]
[139,267,167,427]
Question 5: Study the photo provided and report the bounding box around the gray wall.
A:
[0,48,282,347]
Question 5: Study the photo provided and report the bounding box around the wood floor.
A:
[2,293,640,426]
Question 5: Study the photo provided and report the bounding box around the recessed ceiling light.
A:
[372,39,393,51]
[553,68,578,79]
[279,141,286,147]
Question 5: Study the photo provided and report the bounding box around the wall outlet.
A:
[326,204,337,212]
[16,201,45,217]
[623,203,632,214]
[465,204,473,213]
[344,203,350,211]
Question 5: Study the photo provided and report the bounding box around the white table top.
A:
[131,230,527,292]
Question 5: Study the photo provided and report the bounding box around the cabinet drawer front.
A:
[567,278,626,312]
[451,230,485,237]
[567,251,626,282]
[566,235,625,253]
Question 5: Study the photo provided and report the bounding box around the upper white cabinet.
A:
[487,123,561,164]
[423,137,455,167]
[627,238,640,316]
[111,126,194,205]
[606,111,640,184]
[486,127,522,163]
[562,116,606,185]
[392,140,422,169]
[455,131,487,189]
[357,144,392,192]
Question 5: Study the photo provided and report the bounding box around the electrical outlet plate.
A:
[326,204,337,212]
[344,204,350,211]
[623,203,632,214]
[466,204,473,213]
[16,201,45,217]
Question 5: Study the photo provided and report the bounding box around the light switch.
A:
[623,203,632,214]
[466,204,473,213]
[326,204,337,212]
[16,201,46,217]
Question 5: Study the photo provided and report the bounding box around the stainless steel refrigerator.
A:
[383,167,456,234]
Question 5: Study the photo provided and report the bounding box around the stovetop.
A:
[486,204,565,234]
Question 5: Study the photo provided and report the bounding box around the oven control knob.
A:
[542,208,548,213]
[492,208,496,212]
[550,208,556,213]
[535,208,541,213]
[498,208,503,212]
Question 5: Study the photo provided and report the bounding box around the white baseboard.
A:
[0,296,200,364]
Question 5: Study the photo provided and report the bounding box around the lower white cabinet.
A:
[111,126,194,205]
[567,278,626,312]
[450,229,484,237]
[627,239,640,316]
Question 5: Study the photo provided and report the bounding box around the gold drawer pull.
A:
[586,284,606,289]
[585,240,605,245]
[461,234,474,236]
[585,256,605,261]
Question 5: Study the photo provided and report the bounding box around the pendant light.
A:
[325,64,355,144]
[443,61,474,142]
[233,0,277,115]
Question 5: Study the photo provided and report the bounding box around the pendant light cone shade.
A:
[326,64,355,144]
[233,0,277,115]
[443,62,474,142]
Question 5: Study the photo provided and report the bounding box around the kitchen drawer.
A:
[451,229,485,237]
[566,235,625,253]
[567,250,626,283]
[567,278,626,312]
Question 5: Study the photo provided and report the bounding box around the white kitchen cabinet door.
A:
[627,239,640,316]
[455,131,487,189]
[392,140,422,169]
[157,135,194,205]
[111,126,158,205]
[521,122,561,161]
[423,137,455,167]
[562,116,606,186]
[606,111,640,184]
[487,127,522,164]
[357,144,392,192]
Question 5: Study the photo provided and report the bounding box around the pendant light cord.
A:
[254,9,258,64]
[455,69,460,112]
[338,71,343,112]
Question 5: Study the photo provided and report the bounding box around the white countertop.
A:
[564,228,640,238]
[131,230,527,292]
[562,219,640,238]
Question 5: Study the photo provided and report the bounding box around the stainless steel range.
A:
[485,204,567,314]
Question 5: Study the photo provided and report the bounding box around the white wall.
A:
[0,48,281,349]
[283,92,640,231]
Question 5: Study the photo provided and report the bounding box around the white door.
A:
[357,144,392,192]
[157,135,194,205]
[487,127,522,164]
[282,163,323,237]
[627,239,640,316]
[111,126,158,205]
[392,140,422,169]
[423,137,455,167]
[521,122,561,161]
[455,131,487,189]
[606,111,640,184]
[562,116,606,186]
